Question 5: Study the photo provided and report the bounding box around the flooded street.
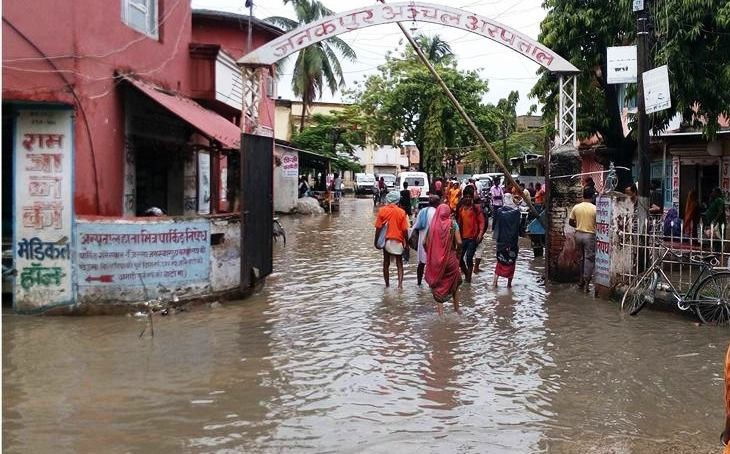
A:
[3,197,728,453]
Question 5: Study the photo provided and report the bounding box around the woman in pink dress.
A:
[424,204,463,315]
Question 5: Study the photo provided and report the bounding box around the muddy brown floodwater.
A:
[3,198,729,453]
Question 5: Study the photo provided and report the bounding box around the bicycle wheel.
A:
[691,271,730,326]
[621,269,657,316]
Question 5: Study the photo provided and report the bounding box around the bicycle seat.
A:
[691,253,718,264]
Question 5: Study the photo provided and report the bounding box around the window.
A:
[122,0,158,39]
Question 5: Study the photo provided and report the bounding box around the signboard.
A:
[643,65,671,114]
[198,152,211,215]
[14,109,74,310]
[672,156,680,209]
[76,220,210,287]
[606,46,637,84]
[281,152,298,178]
[594,195,612,287]
[633,0,644,11]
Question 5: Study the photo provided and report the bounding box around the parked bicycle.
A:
[621,245,730,325]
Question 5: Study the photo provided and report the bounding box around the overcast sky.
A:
[192,0,548,115]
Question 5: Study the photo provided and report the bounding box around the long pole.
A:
[377,1,542,220]
[636,1,651,201]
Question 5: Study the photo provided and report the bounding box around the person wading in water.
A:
[412,195,440,286]
[424,203,463,315]
[374,191,409,289]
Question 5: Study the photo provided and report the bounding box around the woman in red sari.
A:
[424,204,463,315]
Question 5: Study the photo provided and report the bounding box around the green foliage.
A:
[289,108,365,171]
[266,0,356,131]
[531,0,730,156]
[347,34,510,176]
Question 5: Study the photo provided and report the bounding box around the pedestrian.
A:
[473,192,488,273]
[721,342,730,453]
[400,181,413,217]
[433,177,443,198]
[409,179,422,214]
[424,203,463,315]
[456,186,485,283]
[490,177,504,230]
[624,183,638,204]
[298,176,310,198]
[569,187,597,291]
[412,195,440,285]
[377,176,387,204]
[519,182,532,205]
[527,182,536,198]
[534,182,545,212]
[374,191,409,289]
[584,177,598,204]
[333,172,342,199]
[492,193,521,287]
[448,180,461,212]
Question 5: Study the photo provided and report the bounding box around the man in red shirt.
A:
[374,191,410,288]
[456,186,485,283]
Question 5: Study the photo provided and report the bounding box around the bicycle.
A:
[621,245,730,325]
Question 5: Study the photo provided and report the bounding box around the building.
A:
[2,2,282,313]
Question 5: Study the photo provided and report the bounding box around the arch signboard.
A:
[238,2,578,73]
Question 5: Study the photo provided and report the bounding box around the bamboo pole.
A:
[377,0,543,221]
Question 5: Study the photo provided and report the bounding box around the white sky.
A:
[192,0,548,115]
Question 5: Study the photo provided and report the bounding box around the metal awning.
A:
[123,76,241,149]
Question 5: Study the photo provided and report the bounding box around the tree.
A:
[266,0,357,132]
[348,35,503,176]
[531,0,730,185]
[414,34,454,64]
[289,108,365,171]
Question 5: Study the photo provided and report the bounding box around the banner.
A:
[14,109,74,310]
[606,46,637,84]
[594,195,612,287]
[643,65,671,114]
[281,152,298,178]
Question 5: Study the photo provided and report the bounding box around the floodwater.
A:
[3,198,729,453]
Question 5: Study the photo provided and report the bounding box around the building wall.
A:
[273,147,299,213]
[3,0,194,216]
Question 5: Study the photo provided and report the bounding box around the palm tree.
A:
[266,0,356,132]
[414,34,454,64]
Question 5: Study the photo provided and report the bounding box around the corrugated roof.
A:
[123,76,241,150]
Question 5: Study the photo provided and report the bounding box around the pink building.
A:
[3,2,281,312]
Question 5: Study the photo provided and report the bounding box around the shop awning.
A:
[123,76,241,149]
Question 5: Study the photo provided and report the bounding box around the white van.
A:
[395,171,430,208]
[354,173,376,194]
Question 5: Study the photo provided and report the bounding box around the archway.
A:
[237,1,578,144]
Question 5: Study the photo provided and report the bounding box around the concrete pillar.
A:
[547,144,582,282]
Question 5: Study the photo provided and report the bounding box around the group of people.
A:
[374,177,532,315]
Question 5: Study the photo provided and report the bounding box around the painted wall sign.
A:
[76,220,211,287]
[594,195,612,287]
[14,109,74,310]
[238,2,578,73]
[643,65,671,114]
[672,156,680,209]
[198,152,211,215]
[281,152,298,178]
[606,46,637,84]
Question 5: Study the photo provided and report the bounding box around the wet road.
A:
[3,197,729,453]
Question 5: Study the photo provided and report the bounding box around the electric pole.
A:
[635,0,651,201]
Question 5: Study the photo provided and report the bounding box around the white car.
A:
[395,171,430,208]
[354,173,376,194]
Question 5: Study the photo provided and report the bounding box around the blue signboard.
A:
[76,220,211,287]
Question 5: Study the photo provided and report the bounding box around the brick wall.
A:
[548,145,583,282]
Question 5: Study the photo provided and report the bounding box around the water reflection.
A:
[3,197,727,453]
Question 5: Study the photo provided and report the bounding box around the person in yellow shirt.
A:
[569,187,597,291]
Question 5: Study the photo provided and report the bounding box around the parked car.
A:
[395,171,430,208]
[354,173,376,194]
